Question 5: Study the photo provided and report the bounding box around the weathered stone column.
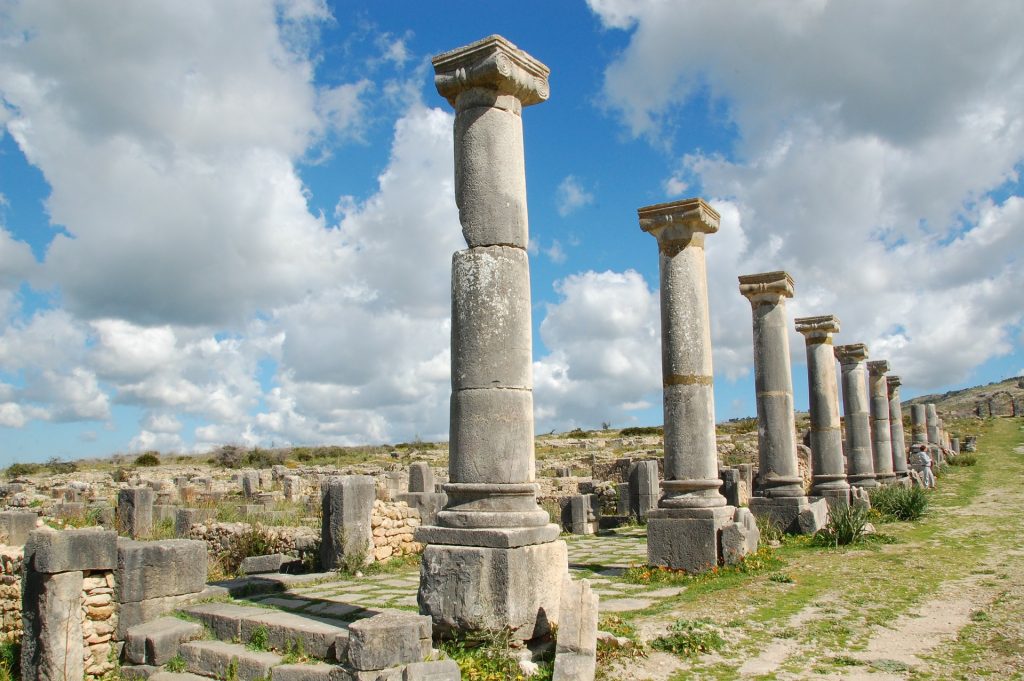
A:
[926,403,940,445]
[910,404,928,445]
[416,35,565,639]
[868,360,897,485]
[887,376,910,479]
[740,272,827,533]
[794,315,850,506]
[835,344,879,489]
[641,199,754,569]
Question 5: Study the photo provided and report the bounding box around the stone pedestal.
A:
[117,487,154,539]
[416,35,563,639]
[409,463,435,493]
[627,460,659,519]
[868,360,897,485]
[835,344,878,489]
[748,496,829,535]
[795,315,850,507]
[320,476,375,570]
[640,199,755,565]
[887,376,910,478]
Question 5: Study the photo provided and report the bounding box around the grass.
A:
[650,618,725,658]
[869,484,930,521]
[439,630,553,681]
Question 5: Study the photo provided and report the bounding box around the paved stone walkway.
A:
[241,528,680,617]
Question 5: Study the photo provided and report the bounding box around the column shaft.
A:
[887,376,909,477]
[910,404,927,444]
[740,272,802,497]
[836,344,878,489]
[795,315,849,500]
[925,403,940,445]
[868,361,896,484]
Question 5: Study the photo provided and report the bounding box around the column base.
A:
[415,523,560,548]
[816,488,851,510]
[875,473,898,486]
[646,506,758,573]
[849,475,880,489]
[417,541,567,640]
[748,495,828,534]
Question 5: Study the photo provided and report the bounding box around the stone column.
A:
[951,437,960,454]
[794,315,850,506]
[416,35,565,640]
[910,404,928,444]
[640,199,751,569]
[320,476,375,571]
[867,360,897,485]
[740,272,827,534]
[835,344,879,489]
[887,376,909,479]
[926,403,940,445]
[117,487,154,539]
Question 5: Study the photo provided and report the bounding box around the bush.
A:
[215,445,243,468]
[651,618,725,658]
[134,451,160,467]
[948,454,978,467]
[44,457,77,474]
[0,640,19,681]
[219,525,275,576]
[619,426,663,437]
[870,485,929,521]
[4,462,41,479]
[813,504,871,547]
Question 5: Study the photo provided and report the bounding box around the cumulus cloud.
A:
[555,175,595,217]
[590,0,1024,394]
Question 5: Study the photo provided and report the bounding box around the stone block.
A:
[449,388,534,484]
[180,640,281,681]
[272,663,352,680]
[55,501,86,519]
[418,540,567,640]
[647,508,732,573]
[628,460,659,519]
[719,468,741,507]
[238,610,350,660]
[180,602,269,641]
[348,611,431,671]
[0,510,38,545]
[552,576,598,681]
[451,246,532,390]
[242,469,260,498]
[117,538,208,602]
[239,553,297,575]
[21,569,84,681]
[414,524,560,548]
[408,463,434,493]
[320,476,375,571]
[174,507,216,537]
[566,495,599,535]
[124,616,204,665]
[118,487,155,539]
[749,495,827,535]
[395,492,447,526]
[120,664,162,679]
[403,660,462,680]
[153,504,178,524]
[116,591,211,640]
[25,527,118,573]
[615,483,630,516]
[797,498,829,534]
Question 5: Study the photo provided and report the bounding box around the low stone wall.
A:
[82,570,117,678]
[370,500,422,562]
[187,521,318,556]
[0,546,23,642]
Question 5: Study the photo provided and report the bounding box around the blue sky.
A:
[1,0,1022,465]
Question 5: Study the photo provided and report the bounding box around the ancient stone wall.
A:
[0,546,22,641]
[370,500,421,562]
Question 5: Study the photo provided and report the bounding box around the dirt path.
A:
[604,418,1024,680]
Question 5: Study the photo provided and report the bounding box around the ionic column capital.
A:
[738,271,795,305]
[794,314,840,344]
[835,343,868,364]
[638,198,719,252]
[886,375,902,392]
[868,359,890,376]
[433,35,550,110]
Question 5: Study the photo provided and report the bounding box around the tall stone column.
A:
[887,376,909,479]
[640,199,755,571]
[910,404,928,444]
[835,344,879,489]
[926,403,940,445]
[740,272,827,533]
[415,35,565,640]
[794,315,850,506]
[867,360,897,485]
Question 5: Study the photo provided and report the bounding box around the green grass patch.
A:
[650,618,725,658]
[869,485,930,521]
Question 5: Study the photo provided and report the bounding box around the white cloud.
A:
[555,175,595,217]
[590,0,1024,393]
[544,240,567,264]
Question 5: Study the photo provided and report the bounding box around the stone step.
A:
[179,640,281,681]
[124,616,205,666]
[180,602,352,660]
[148,673,211,681]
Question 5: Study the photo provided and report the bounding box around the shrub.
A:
[4,462,41,479]
[619,426,663,437]
[0,640,19,681]
[651,618,725,658]
[214,445,243,468]
[755,514,786,544]
[135,451,160,467]
[219,525,275,576]
[870,485,929,521]
[44,457,77,474]
[948,454,978,467]
[248,624,270,651]
[813,504,871,547]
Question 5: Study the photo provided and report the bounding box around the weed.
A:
[948,453,978,467]
[164,654,187,673]
[768,573,795,584]
[219,525,275,576]
[225,657,239,681]
[0,640,19,681]
[755,514,786,543]
[247,624,270,651]
[869,485,930,521]
[439,629,552,681]
[970,610,991,622]
[812,504,871,547]
[280,638,308,664]
[650,618,725,658]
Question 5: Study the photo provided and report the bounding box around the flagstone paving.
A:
[239,527,670,618]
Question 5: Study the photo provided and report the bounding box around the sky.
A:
[1,0,1022,466]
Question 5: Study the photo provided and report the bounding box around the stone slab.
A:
[180,640,281,681]
[348,611,430,671]
[25,527,117,573]
[21,569,84,681]
[271,663,353,680]
[552,577,598,681]
[402,660,461,680]
[240,553,298,575]
[415,523,559,548]
[239,610,351,660]
[125,616,204,665]
[117,538,208,602]
[180,602,270,641]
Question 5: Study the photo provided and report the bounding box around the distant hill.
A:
[904,376,1024,419]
